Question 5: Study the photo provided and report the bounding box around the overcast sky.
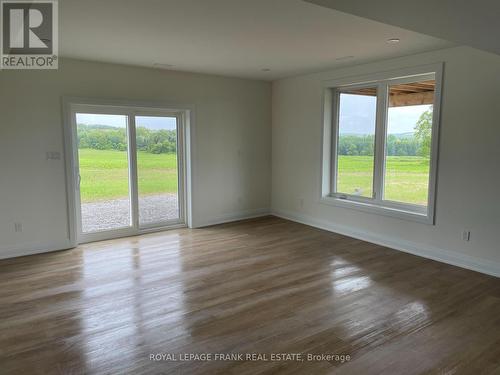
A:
[339,94,432,135]
[76,114,177,130]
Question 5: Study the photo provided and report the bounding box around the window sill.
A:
[320,196,434,225]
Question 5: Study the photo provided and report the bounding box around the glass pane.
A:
[384,78,435,206]
[136,116,179,226]
[76,113,131,233]
[336,88,377,197]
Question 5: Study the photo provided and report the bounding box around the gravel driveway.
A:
[81,193,179,233]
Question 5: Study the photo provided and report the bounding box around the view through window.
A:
[136,116,180,227]
[332,72,438,216]
[76,113,132,233]
[385,81,434,205]
[337,88,377,198]
[75,111,182,235]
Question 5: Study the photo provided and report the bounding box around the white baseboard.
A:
[272,208,500,278]
[193,208,270,228]
[0,239,74,260]
[4,210,497,278]
[0,208,271,260]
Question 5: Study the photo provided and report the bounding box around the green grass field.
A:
[79,150,429,206]
[337,155,430,205]
[78,149,178,202]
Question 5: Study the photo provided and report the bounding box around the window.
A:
[322,64,442,223]
[336,87,377,198]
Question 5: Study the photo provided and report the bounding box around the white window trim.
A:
[320,63,443,224]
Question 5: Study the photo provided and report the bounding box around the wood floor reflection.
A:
[0,217,499,374]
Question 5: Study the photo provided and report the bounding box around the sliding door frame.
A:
[70,104,135,244]
[133,109,187,231]
[62,97,194,246]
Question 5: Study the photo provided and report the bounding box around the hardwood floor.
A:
[0,217,499,375]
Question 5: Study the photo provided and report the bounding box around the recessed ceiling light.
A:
[261,68,271,72]
[386,38,400,44]
[153,63,174,69]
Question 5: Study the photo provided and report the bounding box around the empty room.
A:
[1,0,500,374]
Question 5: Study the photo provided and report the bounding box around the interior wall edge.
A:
[192,208,271,228]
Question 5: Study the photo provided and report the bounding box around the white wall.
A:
[0,58,271,258]
[2,47,500,277]
[272,46,500,276]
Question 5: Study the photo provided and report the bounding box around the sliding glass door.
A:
[71,105,186,243]
[75,113,133,235]
[135,115,182,228]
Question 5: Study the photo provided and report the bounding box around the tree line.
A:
[77,109,432,157]
[77,124,177,154]
[339,134,422,156]
[339,109,432,157]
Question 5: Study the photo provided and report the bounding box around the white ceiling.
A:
[59,0,453,80]
[306,0,500,57]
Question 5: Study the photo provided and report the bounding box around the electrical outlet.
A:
[14,222,23,233]
[462,230,471,242]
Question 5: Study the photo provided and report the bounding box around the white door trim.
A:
[62,97,194,246]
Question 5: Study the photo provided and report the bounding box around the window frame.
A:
[332,83,380,200]
[321,63,443,224]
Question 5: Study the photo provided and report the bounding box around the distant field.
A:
[78,149,178,202]
[337,155,430,205]
[78,150,428,206]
